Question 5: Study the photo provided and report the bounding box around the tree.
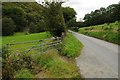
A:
[66,18,76,27]
[9,7,26,31]
[2,2,44,33]
[83,13,91,21]
[42,0,66,37]
[83,2,120,27]
[2,6,26,32]
[63,7,76,23]
[36,20,45,32]
[2,17,16,36]
[29,22,37,33]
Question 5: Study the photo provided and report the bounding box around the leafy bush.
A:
[79,28,86,34]
[2,45,9,59]
[2,17,16,36]
[2,52,36,78]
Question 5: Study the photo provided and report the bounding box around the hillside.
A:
[79,21,120,45]
[2,2,45,36]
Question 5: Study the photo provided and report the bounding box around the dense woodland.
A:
[2,2,76,36]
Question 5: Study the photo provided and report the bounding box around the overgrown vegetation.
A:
[2,32,83,78]
[79,21,120,45]
[34,49,82,78]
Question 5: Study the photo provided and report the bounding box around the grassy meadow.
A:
[79,21,120,45]
[2,32,52,57]
[2,32,51,45]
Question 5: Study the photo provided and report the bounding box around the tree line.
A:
[82,2,120,27]
[2,2,76,36]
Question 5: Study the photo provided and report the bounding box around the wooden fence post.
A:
[61,32,65,54]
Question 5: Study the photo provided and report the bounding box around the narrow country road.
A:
[70,31,119,78]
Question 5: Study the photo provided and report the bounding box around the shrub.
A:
[2,45,9,59]
[2,17,16,36]
[79,28,85,34]
[43,1,66,37]
[2,52,36,79]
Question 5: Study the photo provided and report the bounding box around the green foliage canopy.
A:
[43,1,66,37]
[2,17,16,36]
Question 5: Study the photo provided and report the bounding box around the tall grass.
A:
[33,49,82,78]
[63,33,83,58]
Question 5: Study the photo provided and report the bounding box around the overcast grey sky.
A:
[35,0,119,21]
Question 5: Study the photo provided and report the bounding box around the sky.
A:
[35,0,119,21]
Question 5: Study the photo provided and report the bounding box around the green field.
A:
[2,32,51,45]
[2,32,52,56]
[2,32,83,78]
[79,21,120,45]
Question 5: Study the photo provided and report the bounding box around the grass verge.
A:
[63,32,83,58]
[34,49,82,78]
